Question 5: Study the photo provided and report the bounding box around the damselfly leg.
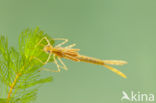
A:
[52,38,68,47]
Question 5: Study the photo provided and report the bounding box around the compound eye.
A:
[47,50,51,53]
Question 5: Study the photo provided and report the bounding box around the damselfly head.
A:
[44,45,53,53]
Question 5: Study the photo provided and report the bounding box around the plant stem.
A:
[7,66,24,102]
[7,73,21,100]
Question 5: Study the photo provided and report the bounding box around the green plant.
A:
[0,28,54,103]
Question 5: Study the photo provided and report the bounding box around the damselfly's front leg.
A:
[33,53,52,64]
[52,38,68,47]
[34,37,52,64]
[35,36,51,48]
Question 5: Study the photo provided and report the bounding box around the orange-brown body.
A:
[35,37,127,78]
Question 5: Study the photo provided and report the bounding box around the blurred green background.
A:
[0,0,156,103]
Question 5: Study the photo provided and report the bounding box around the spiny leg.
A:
[52,38,68,47]
[34,36,52,64]
[53,56,61,72]
[35,36,51,48]
[33,53,52,64]
[44,53,52,64]
[65,43,76,48]
[57,57,68,70]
